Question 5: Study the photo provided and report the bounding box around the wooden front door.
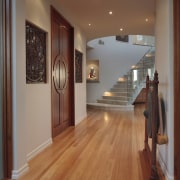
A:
[51,7,74,138]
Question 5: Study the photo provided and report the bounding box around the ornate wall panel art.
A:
[26,21,47,83]
[75,49,83,83]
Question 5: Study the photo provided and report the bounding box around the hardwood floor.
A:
[20,105,165,180]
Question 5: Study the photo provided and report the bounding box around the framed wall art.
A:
[86,59,99,83]
[75,49,83,83]
[26,21,47,83]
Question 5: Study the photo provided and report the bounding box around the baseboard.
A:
[11,163,29,179]
[75,113,87,125]
[158,153,174,180]
[27,138,53,161]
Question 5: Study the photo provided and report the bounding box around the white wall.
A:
[25,0,52,161]
[155,0,174,179]
[12,0,28,178]
[86,36,151,103]
[12,0,87,178]
[74,27,87,125]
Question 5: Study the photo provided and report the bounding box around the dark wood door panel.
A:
[51,6,74,138]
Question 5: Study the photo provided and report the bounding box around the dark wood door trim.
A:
[174,0,180,179]
[2,0,13,178]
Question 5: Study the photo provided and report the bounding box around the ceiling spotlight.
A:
[145,18,149,22]
[88,23,91,26]
[109,11,113,15]
[120,28,123,31]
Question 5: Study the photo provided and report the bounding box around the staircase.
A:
[96,47,155,107]
[97,79,131,105]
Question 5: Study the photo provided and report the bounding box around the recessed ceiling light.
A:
[88,23,91,26]
[145,18,149,22]
[120,28,123,31]
[109,11,113,15]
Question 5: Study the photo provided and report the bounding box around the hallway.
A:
[20,105,164,180]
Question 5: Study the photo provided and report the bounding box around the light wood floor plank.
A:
[20,105,165,180]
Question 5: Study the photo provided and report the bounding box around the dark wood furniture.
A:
[174,0,180,179]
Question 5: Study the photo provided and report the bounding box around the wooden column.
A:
[2,0,13,179]
[174,0,180,179]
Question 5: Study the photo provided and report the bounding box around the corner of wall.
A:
[158,151,174,180]
[27,138,53,161]
[11,163,29,180]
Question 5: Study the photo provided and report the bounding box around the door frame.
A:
[174,0,180,179]
[2,0,13,179]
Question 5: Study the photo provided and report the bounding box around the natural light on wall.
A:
[148,68,152,77]
[133,69,137,81]
[132,35,155,46]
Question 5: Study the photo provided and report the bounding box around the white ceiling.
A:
[54,0,155,41]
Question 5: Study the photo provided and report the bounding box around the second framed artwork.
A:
[86,59,99,83]
[75,49,83,83]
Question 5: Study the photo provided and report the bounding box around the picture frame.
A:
[75,49,83,83]
[26,21,47,83]
[86,59,99,83]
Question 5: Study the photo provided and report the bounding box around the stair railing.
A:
[127,47,155,104]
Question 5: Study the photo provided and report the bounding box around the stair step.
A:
[113,84,128,88]
[110,88,127,92]
[116,80,127,84]
[110,88,135,92]
[113,84,135,89]
[102,95,128,101]
[95,48,155,107]
[110,92,133,96]
[97,99,128,105]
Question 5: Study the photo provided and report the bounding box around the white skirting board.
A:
[75,113,87,126]
[27,138,53,161]
[11,138,53,179]
[158,153,174,180]
[11,163,29,180]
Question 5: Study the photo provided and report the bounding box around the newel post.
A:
[150,70,159,180]
[144,74,150,151]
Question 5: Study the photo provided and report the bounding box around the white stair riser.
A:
[97,99,128,105]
